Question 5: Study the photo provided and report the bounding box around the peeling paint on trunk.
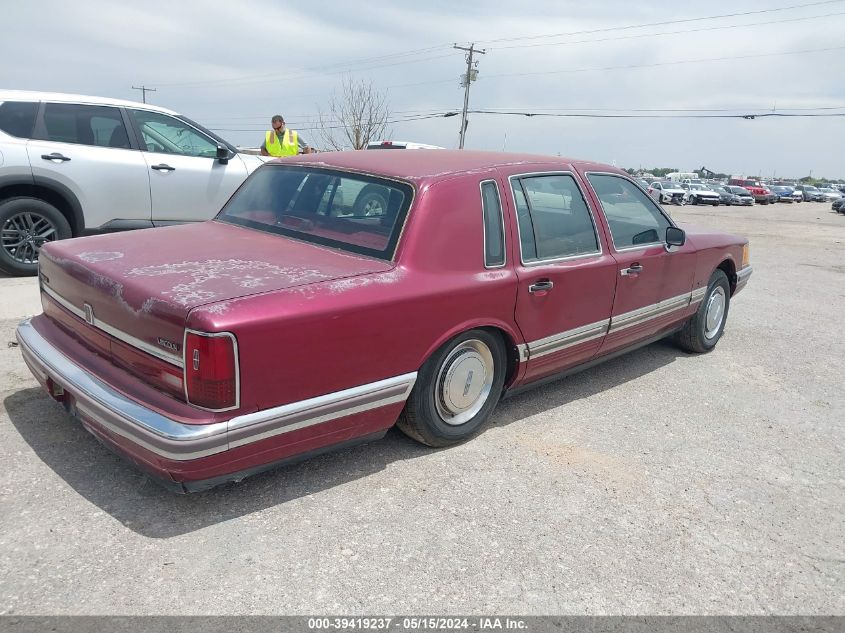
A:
[127,259,338,306]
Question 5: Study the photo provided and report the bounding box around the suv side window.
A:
[0,101,38,138]
[512,174,599,263]
[40,103,130,148]
[130,109,218,157]
[588,173,671,249]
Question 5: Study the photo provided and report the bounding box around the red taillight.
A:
[184,331,238,411]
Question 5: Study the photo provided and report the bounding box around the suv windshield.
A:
[218,165,413,260]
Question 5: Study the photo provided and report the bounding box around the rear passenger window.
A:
[588,174,670,249]
[40,104,130,148]
[512,174,599,263]
[480,180,505,267]
[0,101,37,138]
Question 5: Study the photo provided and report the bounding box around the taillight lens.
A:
[184,331,238,410]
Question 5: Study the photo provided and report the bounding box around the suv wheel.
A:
[0,198,71,276]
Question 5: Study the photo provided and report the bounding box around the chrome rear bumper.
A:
[16,318,416,462]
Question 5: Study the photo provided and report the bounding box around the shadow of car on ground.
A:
[5,339,687,539]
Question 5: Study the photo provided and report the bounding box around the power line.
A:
[207,112,453,133]
[149,47,453,89]
[471,45,845,82]
[491,10,845,51]
[144,1,844,92]
[474,0,845,45]
[208,107,845,133]
[465,109,845,119]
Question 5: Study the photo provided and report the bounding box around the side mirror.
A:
[216,144,230,164]
[666,226,686,247]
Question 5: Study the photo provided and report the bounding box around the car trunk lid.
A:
[38,221,393,400]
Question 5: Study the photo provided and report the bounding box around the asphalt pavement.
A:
[0,202,842,615]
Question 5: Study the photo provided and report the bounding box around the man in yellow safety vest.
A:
[260,115,311,157]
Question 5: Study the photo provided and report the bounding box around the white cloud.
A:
[2,0,843,176]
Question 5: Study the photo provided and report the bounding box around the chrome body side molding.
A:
[607,291,692,333]
[528,319,610,359]
[520,291,695,360]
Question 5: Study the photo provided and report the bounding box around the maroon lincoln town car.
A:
[16,150,751,492]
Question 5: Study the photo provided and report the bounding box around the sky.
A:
[3,0,844,178]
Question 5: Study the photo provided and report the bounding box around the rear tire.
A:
[397,329,506,447]
[0,197,71,276]
[674,270,731,353]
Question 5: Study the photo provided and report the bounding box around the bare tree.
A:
[317,76,391,150]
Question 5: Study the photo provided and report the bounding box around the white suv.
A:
[0,90,265,275]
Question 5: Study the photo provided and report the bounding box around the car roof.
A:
[0,89,178,115]
[276,149,626,181]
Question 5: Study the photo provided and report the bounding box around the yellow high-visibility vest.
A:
[265,129,298,157]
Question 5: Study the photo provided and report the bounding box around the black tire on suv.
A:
[0,197,72,276]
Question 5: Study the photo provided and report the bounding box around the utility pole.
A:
[454,43,485,149]
[131,85,156,103]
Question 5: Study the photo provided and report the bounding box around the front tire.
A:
[397,329,506,447]
[0,197,71,276]
[674,270,731,353]
[353,186,389,216]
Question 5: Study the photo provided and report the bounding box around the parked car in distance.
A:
[0,90,266,276]
[682,183,721,206]
[818,187,843,201]
[16,150,752,492]
[794,184,826,202]
[711,184,741,206]
[648,181,687,205]
[727,186,755,206]
[832,197,845,213]
[770,185,800,203]
[728,178,775,204]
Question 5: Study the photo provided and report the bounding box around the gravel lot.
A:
[1,202,843,615]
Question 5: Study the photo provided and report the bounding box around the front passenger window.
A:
[130,109,218,158]
[588,174,671,249]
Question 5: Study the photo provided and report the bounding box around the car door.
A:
[128,109,249,224]
[508,171,617,384]
[26,102,152,230]
[583,172,696,355]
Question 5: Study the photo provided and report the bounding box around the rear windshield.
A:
[218,165,414,260]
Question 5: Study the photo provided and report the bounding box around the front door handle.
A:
[41,153,70,162]
[621,264,643,276]
[528,280,554,294]
[151,163,176,171]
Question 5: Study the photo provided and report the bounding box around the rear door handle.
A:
[151,163,175,171]
[528,280,554,294]
[621,264,643,276]
[41,153,70,162]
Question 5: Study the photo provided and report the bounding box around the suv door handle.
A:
[621,264,643,276]
[528,280,554,294]
[41,153,70,162]
[151,163,176,171]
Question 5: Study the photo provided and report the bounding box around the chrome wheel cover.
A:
[1,211,58,265]
[435,339,495,426]
[362,197,385,216]
[704,286,726,339]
